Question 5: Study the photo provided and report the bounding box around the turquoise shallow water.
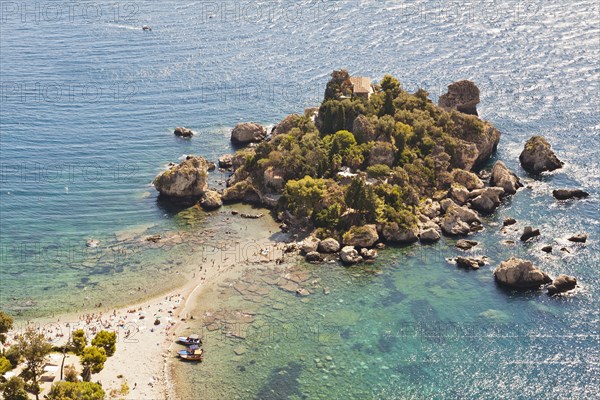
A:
[1,0,599,398]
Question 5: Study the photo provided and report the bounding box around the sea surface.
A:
[1,0,599,399]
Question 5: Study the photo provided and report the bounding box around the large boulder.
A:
[221,179,261,204]
[231,122,267,145]
[218,154,234,169]
[153,156,209,198]
[272,114,301,136]
[419,228,441,243]
[318,238,341,254]
[456,256,485,270]
[301,236,320,254]
[440,204,481,236]
[448,184,471,205]
[438,80,480,116]
[568,234,587,243]
[381,222,418,244]
[420,199,441,219]
[199,190,222,210]
[470,187,504,214]
[451,169,484,190]
[553,189,589,201]
[340,246,363,264]
[450,122,501,170]
[174,127,194,138]
[547,275,577,295]
[519,136,564,174]
[520,226,541,242]
[494,257,552,289]
[305,252,323,263]
[490,161,522,195]
[343,225,379,248]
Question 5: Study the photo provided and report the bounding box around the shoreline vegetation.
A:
[1,71,588,399]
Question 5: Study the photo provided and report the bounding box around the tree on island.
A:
[80,346,107,382]
[1,376,29,400]
[71,329,87,355]
[91,331,116,357]
[15,327,53,400]
[47,381,105,400]
[0,311,13,344]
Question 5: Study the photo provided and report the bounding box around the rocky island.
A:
[153,70,583,293]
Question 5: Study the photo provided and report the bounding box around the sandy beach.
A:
[3,209,289,399]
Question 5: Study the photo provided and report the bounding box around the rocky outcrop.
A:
[263,167,285,191]
[218,154,233,169]
[490,161,522,195]
[438,80,480,116]
[456,239,478,250]
[547,275,577,295]
[272,114,301,136]
[440,204,481,235]
[520,226,541,242]
[451,169,484,190]
[519,136,564,174]
[301,236,320,254]
[340,246,362,264]
[231,122,267,145]
[448,184,470,205]
[470,187,504,214]
[494,258,552,289]
[503,218,517,226]
[381,222,418,244]
[420,200,441,219]
[343,225,379,247]
[199,190,222,210]
[221,179,261,204]
[174,127,194,138]
[568,234,587,243]
[153,156,209,198]
[456,256,485,270]
[553,189,589,200]
[419,228,441,243]
[450,122,500,171]
[318,238,341,254]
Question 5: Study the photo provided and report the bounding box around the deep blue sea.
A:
[1,1,599,398]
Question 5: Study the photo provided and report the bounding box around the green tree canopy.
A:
[71,329,87,356]
[47,381,105,400]
[1,376,29,400]
[0,311,14,344]
[80,346,107,382]
[15,327,53,400]
[91,331,116,357]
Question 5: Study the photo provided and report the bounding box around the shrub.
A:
[91,331,116,357]
[47,381,105,400]
[366,164,391,179]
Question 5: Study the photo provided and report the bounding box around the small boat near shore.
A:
[177,334,202,346]
[178,344,203,361]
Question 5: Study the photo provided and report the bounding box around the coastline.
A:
[4,204,289,399]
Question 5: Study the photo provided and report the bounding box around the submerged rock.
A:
[490,161,522,195]
[547,275,577,295]
[438,80,480,116]
[455,256,485,270]
[174,127,194,138]
[343,225,379,248]
[503,218,517,226]
[340,246,362,265]
[568,234,588,243]
[519,136,564,174]
[231,122,267,145]
[360,248,378,259]
[520,226,541,242]
[494,257,552,289]
[153,156,209,198]
[456,239,478,250]
[553,189,589,200]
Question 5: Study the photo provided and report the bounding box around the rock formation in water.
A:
[153,156,209,198]
[519,136,564,173]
